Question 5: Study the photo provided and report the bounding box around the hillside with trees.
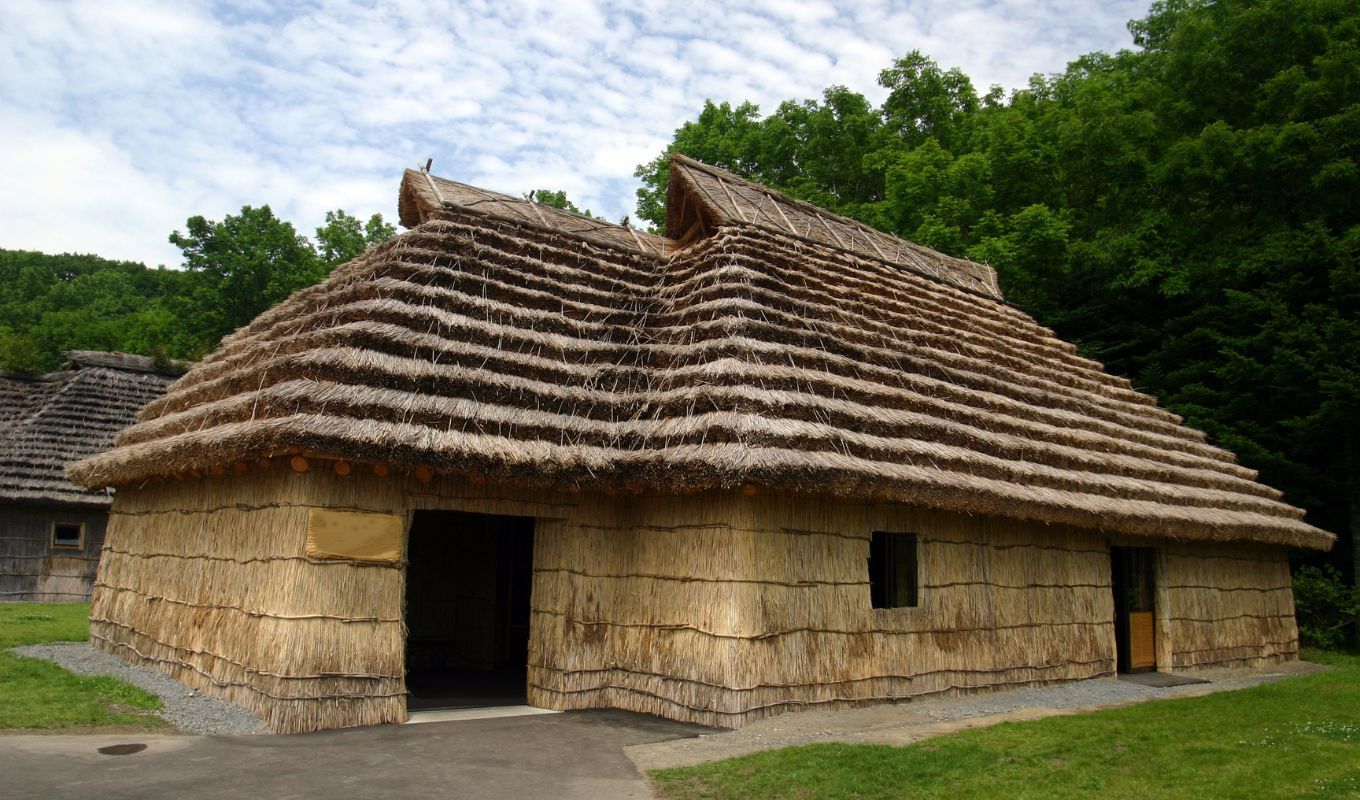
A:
[636,0,1358,578]
[0,208,394,372]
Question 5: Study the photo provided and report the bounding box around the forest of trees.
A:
[0,1,1354,588]
[0,208,394,371]
[635,0,1358,580]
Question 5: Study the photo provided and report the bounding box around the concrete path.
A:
[2,710,712,800]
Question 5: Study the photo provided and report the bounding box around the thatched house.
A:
[70,156,1332,734]
[1,351,181,601]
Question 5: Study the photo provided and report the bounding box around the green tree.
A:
[1,206,398,370]
[0,249,194,372]
[768,86,889,216]
[169,205,322,346]
[530,190,600,220]
[0,327,47,374]
[878,50,979,149]
[315,210,397,267]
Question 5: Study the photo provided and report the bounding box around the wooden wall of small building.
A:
[0,503,107,602]
[89,467,1301,734]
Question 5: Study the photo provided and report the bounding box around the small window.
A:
[51,522,84,549]
[869,532,918,608]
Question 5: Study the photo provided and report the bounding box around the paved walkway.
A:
[2,710,711,800]
[2,661,1326,800]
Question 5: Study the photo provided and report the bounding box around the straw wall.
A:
[89,467,583,733]
[0,504,107,602]
[1160,541,1298,669]
[529,493,1117,727]
[89,469,410,734]
[530,492,1301,728]
[91,467,1302,733]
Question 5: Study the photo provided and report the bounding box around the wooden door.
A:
[1111,547,1157,672]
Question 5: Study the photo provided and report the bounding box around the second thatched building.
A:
[1,351,181,601]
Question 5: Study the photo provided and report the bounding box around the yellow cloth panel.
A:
[305,509,405,563]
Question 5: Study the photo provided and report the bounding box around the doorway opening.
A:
[1111,546,1158,673]
[404,510,535,711]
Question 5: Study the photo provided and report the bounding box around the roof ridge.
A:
[63,350,190,376]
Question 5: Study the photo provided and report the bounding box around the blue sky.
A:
[0,0,1149,268]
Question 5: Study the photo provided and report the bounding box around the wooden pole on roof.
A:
[816,213,848,249]
[859,227,890,261]
[290,455,310,473]
[715,177,749,222]
[767,193,797,234]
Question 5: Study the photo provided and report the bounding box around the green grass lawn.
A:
[652,651,1360,800]
[0,602,168,731]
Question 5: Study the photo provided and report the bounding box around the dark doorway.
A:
[1111,546,1157,673]
[405,510,535,710]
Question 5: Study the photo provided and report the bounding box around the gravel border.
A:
[11,642,271,736]
[920,675,1172,722]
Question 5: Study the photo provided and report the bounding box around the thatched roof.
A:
[665,155,1002,299]
[69,157,1332,550]
[2,352,183,508]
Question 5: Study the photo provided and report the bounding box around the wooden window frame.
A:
[50,521,85,550]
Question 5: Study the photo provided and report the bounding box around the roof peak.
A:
[399,168,671,258]
[63,350,189,376]
[665,153,1003,300]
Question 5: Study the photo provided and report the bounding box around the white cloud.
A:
[0,108,184,267]
[0,0,1150,266]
